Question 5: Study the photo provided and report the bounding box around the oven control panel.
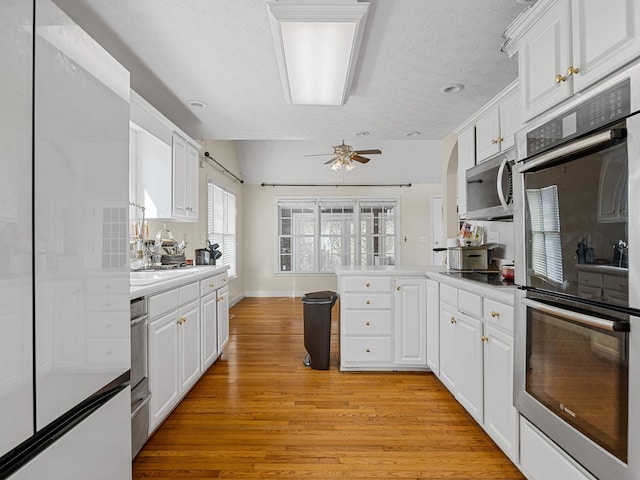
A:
[526,80,630,157]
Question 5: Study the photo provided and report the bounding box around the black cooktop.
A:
[440,270,516,287]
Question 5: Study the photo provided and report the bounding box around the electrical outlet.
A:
[488,231,499,243]
[257,273,263,282]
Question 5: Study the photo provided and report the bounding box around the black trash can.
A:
[301,291,338,370]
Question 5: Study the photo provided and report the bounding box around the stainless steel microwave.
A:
[465,149,514,220]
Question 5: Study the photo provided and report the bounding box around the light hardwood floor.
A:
[133,297,525,479]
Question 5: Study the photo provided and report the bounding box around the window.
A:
[527,186,562,285]
[208,183,236,276]
[278,198,398,273]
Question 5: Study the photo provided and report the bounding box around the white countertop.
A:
[335,265,516,305]
[130,265,229,299]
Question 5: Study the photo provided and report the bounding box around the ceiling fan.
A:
[305,141,382,171]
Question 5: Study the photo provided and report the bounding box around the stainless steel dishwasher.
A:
[130,297,151,458]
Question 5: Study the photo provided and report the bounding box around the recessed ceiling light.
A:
[404,131,421,137]
[355,131,369,137]
[439,83,465,94]
[187,99,207,108]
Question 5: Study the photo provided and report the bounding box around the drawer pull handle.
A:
[366,282,371,288]
[178,317,186,325]
[450,316,456,324]
[481,335,489,343]
[366,300,371,305]
[365,348,371,353]
[491,311,500,318]
[366,321,371,326]
[209,283,215,288]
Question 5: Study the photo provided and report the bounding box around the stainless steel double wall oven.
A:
[513,60,640,480]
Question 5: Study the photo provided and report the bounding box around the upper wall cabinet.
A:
[504,0,640,122]
[130,91,200,222]
[475,85,521,163]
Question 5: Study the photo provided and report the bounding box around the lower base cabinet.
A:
[520,417,596,480]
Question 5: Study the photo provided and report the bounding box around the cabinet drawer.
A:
[578,285,602,299]
[200,274,228,296]
[458,289,482,317]
[343,276,391,292]
[602,273,628,292]
[86,338,129,365]
[578,271,602,288]
[149,289,179,318]
[179,282,199,305]
[341,310,392,336]
[440,283,457,306]
[341,293,392,310]
[86,295,129,312]
[342,337,392,363]
[86,312,129,338]
[483,298,514,334]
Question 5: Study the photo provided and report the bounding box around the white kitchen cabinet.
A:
[171,133,199,221]
[454,311,484,424]
[147,282,201,432]
[457,127,475,219]
[148,309,179,431]
[520,416,597,480]
[426,279,440,374]
[200,272,229,370]
[476,86,521,163]
[200,291,219,370]
[438,297,457,393]
[130,91,200,222]
[178,300,201,393]
[507,0,640,122]
[483,323,519,463]
[216,285,230,353]
[339,273,429,371]
[394,277,427,367]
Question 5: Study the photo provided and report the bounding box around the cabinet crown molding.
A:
[502,0,560,57]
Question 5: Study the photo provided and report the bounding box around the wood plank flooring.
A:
[133,297,525,479]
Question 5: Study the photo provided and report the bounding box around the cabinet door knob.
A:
[366,300,371,305]
[567,65,580,76]
[209,283,215,288]
[365,282,371,288]
[178,317,186,325]
[491,310,500,318]
[496,136,503,143]
[555,74,567,84]
[217,296,224,302]
[481,335,489,343]
[450,316,456,324]
[396,286,401,291]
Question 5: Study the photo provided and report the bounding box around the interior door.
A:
[0,0,34,457]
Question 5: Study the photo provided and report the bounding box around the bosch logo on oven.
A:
[559,403,576,418]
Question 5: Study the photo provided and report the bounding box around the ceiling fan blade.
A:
[352,155,370,164]
[323,156,339,165]
[304,153,334,157]
[354,149,382,155]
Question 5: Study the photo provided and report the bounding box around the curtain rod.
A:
[203,151,244,183]
[261,183,412,188]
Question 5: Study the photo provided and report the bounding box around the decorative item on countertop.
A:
[154,224,186,265]
[457,222,484,246]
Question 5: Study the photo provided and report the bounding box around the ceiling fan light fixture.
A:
[266,1,370,106]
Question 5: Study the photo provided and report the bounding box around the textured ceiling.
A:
[53,0,531,142]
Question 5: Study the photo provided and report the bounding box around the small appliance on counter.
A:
[195,248,210,265]
[446,243,498,271]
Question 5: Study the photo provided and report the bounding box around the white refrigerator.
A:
[0,0,131,478]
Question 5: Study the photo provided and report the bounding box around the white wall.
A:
[243,183,442,297]
[146,140,245,305]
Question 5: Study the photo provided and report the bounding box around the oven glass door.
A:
[524,295,629,461]
[521,125,629,305]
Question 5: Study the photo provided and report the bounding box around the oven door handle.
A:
[522,298,630,333]
[518,128,626,173]
[131,314,149,327]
